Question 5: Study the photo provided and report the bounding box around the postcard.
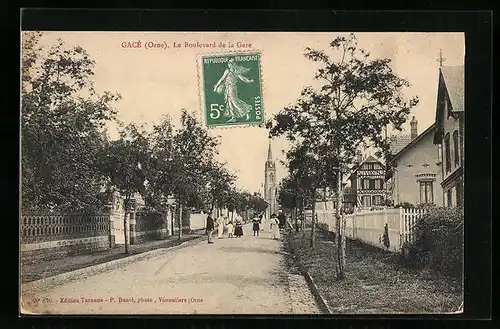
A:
[20,31,464,315]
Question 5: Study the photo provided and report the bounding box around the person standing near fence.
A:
[270,214,280,240]
[206,213,215,244]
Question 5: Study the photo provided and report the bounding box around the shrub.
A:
[401,206,463,278]
[394,202,415,209]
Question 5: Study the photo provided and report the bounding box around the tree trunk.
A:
[294,206,299,232]
[123,196,130,254]
[336,171,346,280]
[170,206,175,237]
[310,188,316,248]
[178,199,183,240]
[301,195,305,231]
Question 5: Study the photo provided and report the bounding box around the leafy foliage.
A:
[401,206,464,278]
[21,35,120,213]
[267,33,419,175]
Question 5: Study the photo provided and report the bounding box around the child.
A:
[227,220,234,239]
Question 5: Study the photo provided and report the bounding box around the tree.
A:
[170,110,219,239]
[21,36,120,212]
[249,193,268,215]
[103,124,150,254]
[267,33,418,279]
[204,160,237,215]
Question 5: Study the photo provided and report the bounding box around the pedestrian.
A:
[259,213,265,232]
[278,210,286,230]
[270,213,276,230]
[227,219,234,239]
[206,213,215,244]
[234,216,244,237]
[270,214,280,240]
[252,215,260,236]
[217,215,225,239]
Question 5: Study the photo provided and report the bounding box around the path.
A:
[21,224,320,315]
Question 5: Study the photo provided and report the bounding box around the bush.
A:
[401,206,463,278]
[394,202,415,209]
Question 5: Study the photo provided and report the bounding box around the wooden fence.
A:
[313,207,428,252]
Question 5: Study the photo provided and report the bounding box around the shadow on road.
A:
[219,246,287,256]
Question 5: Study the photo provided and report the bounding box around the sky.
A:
[29,32,465,193]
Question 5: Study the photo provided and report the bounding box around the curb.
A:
[298,263,334,315]
[284,231,333,315]
[21,234,207,294]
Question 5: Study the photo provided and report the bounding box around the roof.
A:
[389,123,436,164]
[389,134,412,154]
[440,66,464,112]
[347,154,385,181]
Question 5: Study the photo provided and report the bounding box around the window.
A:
[444,133,451,173]
[372,195,382,205]
[374,179,382,189]
[453,130,460,166]
[369,179,375,189]
[364,163,374,170]
[437,144,443,164]
[362,195,372,207]
[363,179,370,190]
[419,181,434,204]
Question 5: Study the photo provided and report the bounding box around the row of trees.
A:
[269,33,419,280]
[21,32,268,254]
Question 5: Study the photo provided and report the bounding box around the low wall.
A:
[20,213,111,264]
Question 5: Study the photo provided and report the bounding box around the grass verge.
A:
[284,228,463,314]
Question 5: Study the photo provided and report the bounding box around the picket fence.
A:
[313,207,428,252]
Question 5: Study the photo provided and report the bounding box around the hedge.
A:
[400,206,463,278]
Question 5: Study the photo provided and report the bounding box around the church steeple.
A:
[264,137,277,217]
[267,139,273,164]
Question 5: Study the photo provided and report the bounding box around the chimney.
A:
[410,116,418,140]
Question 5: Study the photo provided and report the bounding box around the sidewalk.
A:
[21,229,209,284]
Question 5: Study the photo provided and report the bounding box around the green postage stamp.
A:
[199,52,264,127]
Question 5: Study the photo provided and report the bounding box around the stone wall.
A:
[20,212,111,265]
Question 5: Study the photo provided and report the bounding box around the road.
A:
[21,224,320,315]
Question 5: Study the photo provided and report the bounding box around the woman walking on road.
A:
[270,214,280,240]
[252,215,261,236]
[234,216,244,237]
[217,215,225,239]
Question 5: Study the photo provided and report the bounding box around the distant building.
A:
[347,154,387,208]
[264,139,278,217]
[385,117,443,206]
[432,65,464,208]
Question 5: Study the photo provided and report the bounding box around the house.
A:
[347,154,387,208]
[385,116,443,206]
[432,65,464,208]
[314,184,356,213]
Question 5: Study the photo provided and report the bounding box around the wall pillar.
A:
[106,203,115,248]
[129,208,136,245]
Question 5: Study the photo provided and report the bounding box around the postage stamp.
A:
[199,52,264,128]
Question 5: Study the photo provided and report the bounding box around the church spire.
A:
[267,139,273,163]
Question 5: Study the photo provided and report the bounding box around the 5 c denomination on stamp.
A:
[199,52,264,128]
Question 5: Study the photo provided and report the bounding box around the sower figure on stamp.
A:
[206,212,215,244]
[213,59,254,122]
